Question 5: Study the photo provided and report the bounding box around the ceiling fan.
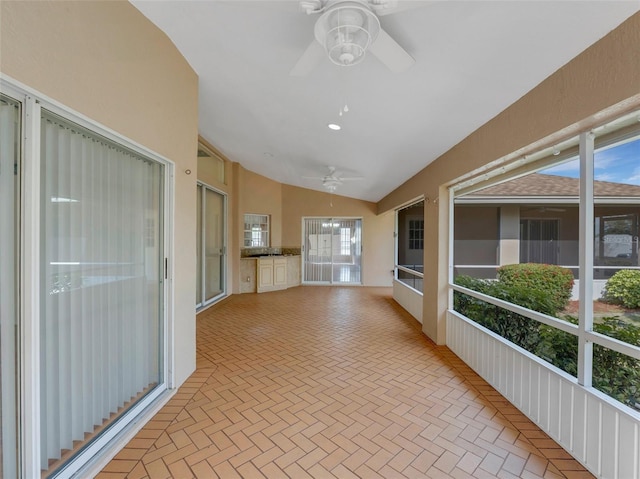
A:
[290,0,416,76]
[304,166,363,192]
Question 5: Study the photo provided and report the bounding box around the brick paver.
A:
[98,287,592,478]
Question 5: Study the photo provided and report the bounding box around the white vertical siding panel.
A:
[586,396,602,475]
[548,374,561,440]
[600,405,617,479]
[481,328,489,380]
[481,330,489,382]
[572,388,587,462]
[559,383,573,450]
[500,346,508,398]
[512,351,521,407]
[530,363,540,423]
[619,416,638,479]
[505,348,514,402]
[521,359,530,416]
[505,346,512,400]
[616,416,637,479]
[446,312,640,479]
[539,369,550,431]
[472,326,480,372]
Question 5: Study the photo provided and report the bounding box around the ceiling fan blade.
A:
[290,40,325,76]
[369,28,414,73]
[373,0,430,16]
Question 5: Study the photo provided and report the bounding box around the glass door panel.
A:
[39,111,164,475]
[0,94,19,479]
[204,188,224,302]
[196,184,203,307]
[331,219,362,284]
[303,218,362,284]
[196,184,226,309]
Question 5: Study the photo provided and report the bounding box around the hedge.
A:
[602,269,640,309]
[497,263,574,314]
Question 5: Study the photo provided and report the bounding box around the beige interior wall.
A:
[1,0,199,386]
[223,167,394,291]
[240,167,283,248]
[377,12,640,344]
[281,185,394,287]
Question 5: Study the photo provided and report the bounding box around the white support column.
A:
[499,205,521,266]
[578,131,594,388]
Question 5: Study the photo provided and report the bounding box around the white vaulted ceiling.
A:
[131,1,639,202]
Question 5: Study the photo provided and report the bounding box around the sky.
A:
[541,138,640,185]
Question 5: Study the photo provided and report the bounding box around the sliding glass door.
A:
[39,110,165,476]
[0,94,19,479]
[303,218,362,284]
[196,183,226,309]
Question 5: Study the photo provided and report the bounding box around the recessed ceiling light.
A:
[327,123,341,131]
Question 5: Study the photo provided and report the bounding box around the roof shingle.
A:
[470,173,640,197]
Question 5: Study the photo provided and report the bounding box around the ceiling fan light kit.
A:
[314,1,380,66]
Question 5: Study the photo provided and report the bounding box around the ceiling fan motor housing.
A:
[314,1,381,66]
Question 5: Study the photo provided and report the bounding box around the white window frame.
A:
[1,75,175,479]
[244,213,269,247]
[196,180,228,310]
[394,198,425,292]
[301,216,363,285]
[448,111,640,394]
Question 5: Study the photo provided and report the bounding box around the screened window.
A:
[395,201,424,293]
[451,108,640,411]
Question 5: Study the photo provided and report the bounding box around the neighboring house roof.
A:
[470,173,640,197]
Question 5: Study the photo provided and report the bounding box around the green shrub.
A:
[592,317,640,408]
[547,316,640,409]
[602,269,640,309]
[455,272,640,410]
[453,275,553,354]
[497,263,574,314]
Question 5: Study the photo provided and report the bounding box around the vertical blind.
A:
[39,111,164,472]
[303,218,362,284]
[0,96,19,479]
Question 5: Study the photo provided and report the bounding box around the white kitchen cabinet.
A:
[257,257,288,293]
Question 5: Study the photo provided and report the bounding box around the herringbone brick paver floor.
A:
[98,287,594,479]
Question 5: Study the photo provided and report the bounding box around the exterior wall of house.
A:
[378,12,640,344]
[454,206,500,273]
[1,0,199,385]
[520,207,580,268]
